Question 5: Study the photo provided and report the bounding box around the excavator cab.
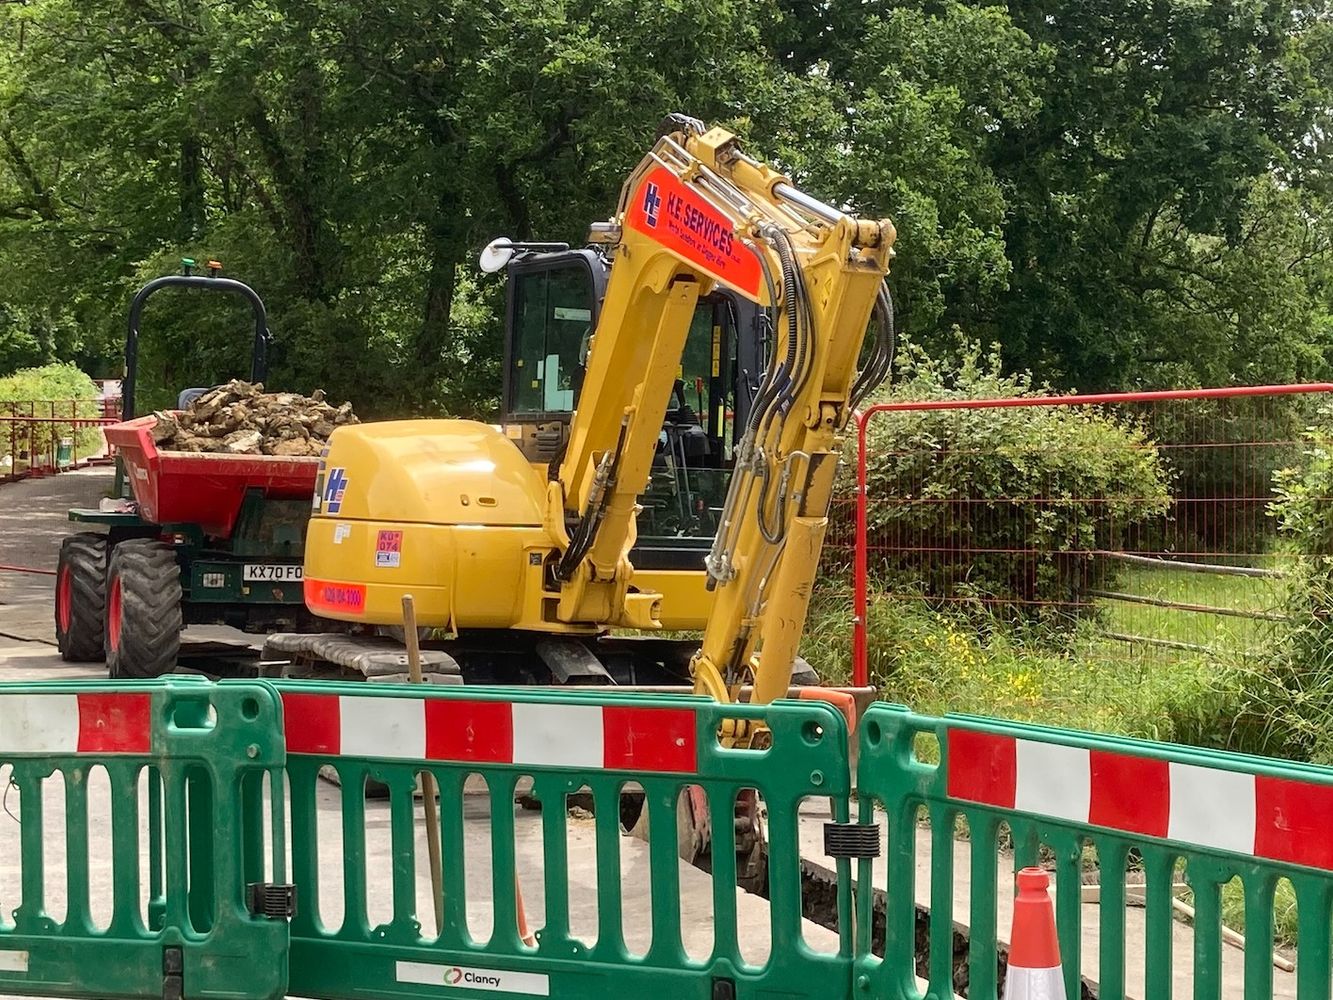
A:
[495,241,764,553]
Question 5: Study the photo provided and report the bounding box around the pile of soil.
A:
[151,380,358,456]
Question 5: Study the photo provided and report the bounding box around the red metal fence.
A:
[1,400,118,483]
[845,383,1333,686]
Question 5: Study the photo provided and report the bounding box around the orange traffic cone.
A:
[1003,867,1066,1000]
[515,876,537,948]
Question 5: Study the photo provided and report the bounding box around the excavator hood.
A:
[312,420,545,527]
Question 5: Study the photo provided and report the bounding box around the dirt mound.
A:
[151,380,358,456]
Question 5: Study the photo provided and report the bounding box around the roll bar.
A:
[122,272,271,420]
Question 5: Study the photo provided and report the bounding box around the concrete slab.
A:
[0,638,102,679]
[0,768,839,1000]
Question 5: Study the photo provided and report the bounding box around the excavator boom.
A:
[548,116,896,716]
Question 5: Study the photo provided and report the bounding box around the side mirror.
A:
[480,237,515,274]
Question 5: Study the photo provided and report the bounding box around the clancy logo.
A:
[397,960,550,996]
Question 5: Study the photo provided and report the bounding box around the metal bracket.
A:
[246,882,296,920]
[823,822,881,860]
[162,946,183,1000]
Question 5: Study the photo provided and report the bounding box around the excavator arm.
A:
[550,116,895,727]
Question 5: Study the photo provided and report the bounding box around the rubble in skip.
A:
[150,380,358,456]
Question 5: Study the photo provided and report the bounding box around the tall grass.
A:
[806,588,1239,742]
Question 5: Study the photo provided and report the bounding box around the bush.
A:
[0,362,103,466]
[1260,406,1333,763]
[842,341,1170,630]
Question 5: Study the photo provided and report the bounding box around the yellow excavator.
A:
[272,115,895,738]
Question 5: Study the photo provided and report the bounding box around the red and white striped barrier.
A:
[281,692,699,774]
[1003,867,1066,1000]
[0,693,150,754]
[948,727,1333,871]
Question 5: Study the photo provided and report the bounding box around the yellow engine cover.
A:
[304,419,563,629]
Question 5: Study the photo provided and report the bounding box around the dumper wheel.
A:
[790,656,819,687]
[105,539,182,678]
[55,533,107,662]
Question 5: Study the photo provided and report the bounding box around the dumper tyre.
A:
[55,533,107,662]
[790,656,819,687]
[105,539,182,678]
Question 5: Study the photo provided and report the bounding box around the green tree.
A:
[1,0,1331,408]
[0,0,799,413]
[765,1,1047,348]
[992,0,1333,387]
[768,0,1333,390]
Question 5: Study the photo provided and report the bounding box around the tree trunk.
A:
[178,135,205,239]
[246,92,335,303]
[413,202,465,390]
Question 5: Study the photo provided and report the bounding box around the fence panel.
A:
[1,401,116,482]
[274,681,854,1000]
[855,701,1333,1000]
[851,384,1333,686]
[0,677,289,1000]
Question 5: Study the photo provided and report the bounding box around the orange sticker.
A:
[304,578,367,615]
[625,165,762,301]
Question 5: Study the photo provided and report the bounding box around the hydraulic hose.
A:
[850,282,896,411]
[741,227,817,551]
[556,418,630,582]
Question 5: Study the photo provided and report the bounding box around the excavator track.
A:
[260,630,704,686]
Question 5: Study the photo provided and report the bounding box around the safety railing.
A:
[1,400,118,482]
[275,681,855,1000]
[0,678,289,1000]
[2,677,1331,999]
[855,702,1333,1000]
[848,383,1333,686]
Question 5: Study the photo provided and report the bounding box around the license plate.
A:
[243,564,303,582]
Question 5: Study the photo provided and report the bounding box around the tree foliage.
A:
[1,0,1331,412]
[0,361,102,454]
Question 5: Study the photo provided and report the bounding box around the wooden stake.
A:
[1170,896,1295,974]
[402,595,444,934]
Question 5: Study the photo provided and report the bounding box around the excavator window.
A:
[499,248,761,550]
[638,295,742,541]
[509,261,597,415]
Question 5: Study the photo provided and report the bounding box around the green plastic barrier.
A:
[855,703,1333,1000]
[0,678,289,1000]
[275,681,854,1000]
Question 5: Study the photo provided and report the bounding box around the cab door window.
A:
[510,265,596,415]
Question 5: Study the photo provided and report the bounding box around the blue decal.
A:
[324,467,348,514]
[642,181,661,228]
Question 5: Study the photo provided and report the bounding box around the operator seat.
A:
[177,386,215,408]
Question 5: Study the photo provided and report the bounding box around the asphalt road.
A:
[0,467,258,675]
[0,468,112,676]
